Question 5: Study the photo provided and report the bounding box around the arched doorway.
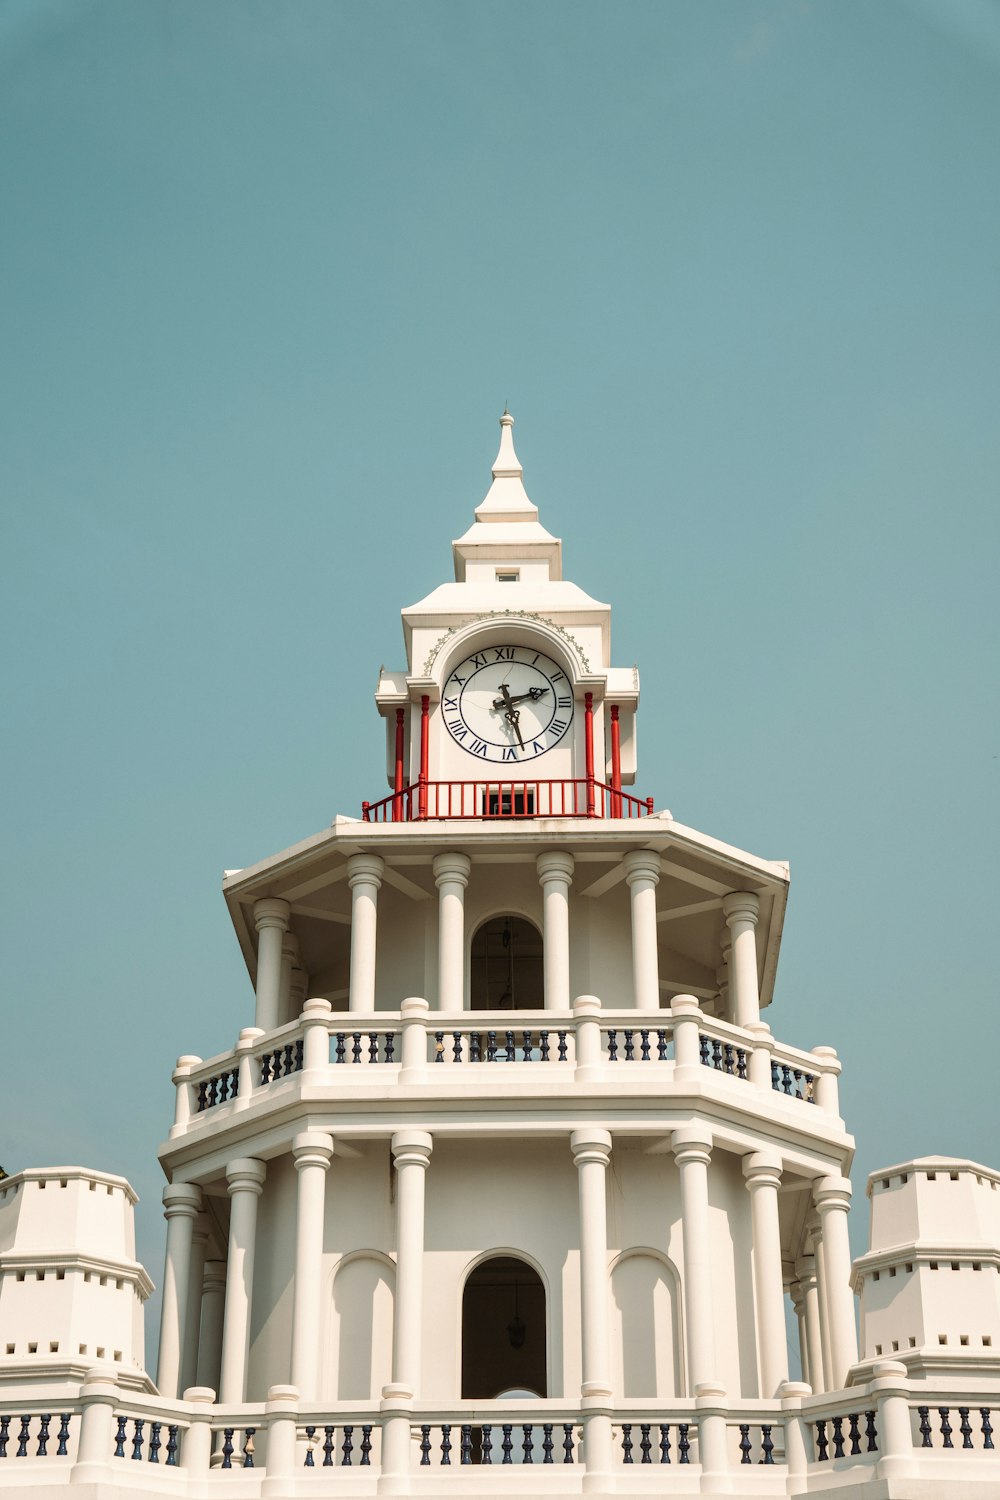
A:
[470,916,543,1011]
[461,1255,547,1399]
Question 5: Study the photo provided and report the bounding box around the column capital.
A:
[292,1131,335,1171]
[391,1129,433,1169]
[795,1253,818,1288]
[162,1182,202,1219]
[570,1128,612,1166]
[432,850,471,887]
[743,1150,783,1189]
[253,897,290,932]
[810,1044,841,1073]
[536,849,575,884]
[814,1174,852,1212]
[203,1259,227,1293]
[623,849,661,887]
[226,1158,266,1196]
[347,852,385,888]
[672,1126,713,1166]
[722,890,759,927]
[281,931,300,962]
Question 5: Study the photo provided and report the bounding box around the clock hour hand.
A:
[505,707,525,749]
[492,686,550,710]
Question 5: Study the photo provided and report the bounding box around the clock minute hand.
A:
[492,686,550,710]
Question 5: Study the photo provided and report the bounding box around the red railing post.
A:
[610,703,622,818]
[418,695,430,820]
[392,707,406,822]
[362,801,370,822]
[584,692,596,817]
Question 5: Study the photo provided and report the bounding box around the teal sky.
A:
[2,0,998,1339]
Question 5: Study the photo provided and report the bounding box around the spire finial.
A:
[494,406,519,472]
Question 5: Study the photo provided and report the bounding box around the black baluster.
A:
[805,1071,816,1102]
[815,1420,829,1461]
[56,1414,71,1457]
[542,1424,554,1463]
[981,1409,994,1449]
[351,1033,362,1065]
[848,1412,861,1455]
[959,1408,973,1449]
[699,1033,710,1066]
[0,1415,9,1460]
[419,1426,431,1465]
[461,1425,473,1465]
[522,1424,533,1463]
[865,1410,878,1452]
[607,1029,618,1061]
[323,1426,335,1466]
[739,1424,751,1464]
[539,1030,550,1060]
[781,1064,793,1094]
[34,1415,50,1458]
[243,1429,255,1467]
[452,1032,462,1063]
[342,1425,353,1466]
[711,1038,723,1069]
[441,1424,452,1465]
[361,1425,372,1465]
[385,1032,395,1062]
[522,1030,532,1061]
[217,1073,228,1104]
[771,1060,780,1091]
[207,1076,218,1107]
[304,1425,316,1466]
[657,1029,668,1060]
[434,1030,444,1062]
[148,1420,161,1462]
[623,1029,635,1061]
[832,1416,845,1458]
[622,1423,633,1463]
[505,1030,515,1062]
[166,1425,178,1466]
[761,1425,774,1465]
[790,1066,801,1097]
[501,1424,513,1463]
[939,1408,953,1448]
[16,1417,30,1458]
[221,1427,233,1469]
[639,1029,650,1060]
[131,1419,145,1462]
[487,1031,497,1062]
[230,1067,239,1097]
[368,1033,378,1064]
[272,1047,283,1079]
[917,1408,931,1447]
[197,1081,208,1112]
[482,1425,493,1463]
[736,1047,748,1079]
[659,1424,671,1464]
[114,1416,127,1459]
[294,1039,304,1071]
[470,1031,481,1062]
[335,1033,346,1064]
[283,1042,294,1074]
[557,1030,568,1061]
[562,1423,574,1462]
[723,1042,734,1074]
[678,1423,690,1463]
[639,1423,651,1463]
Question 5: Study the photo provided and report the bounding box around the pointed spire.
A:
[476,409,538,521]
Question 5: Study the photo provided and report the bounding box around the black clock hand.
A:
[505,707,525,749]
[492,686,550,710]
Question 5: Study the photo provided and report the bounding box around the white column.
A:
[278,932,299,1026]
[433,852,471,1011]
[813,1175,859,1387]
[796,1252,823,1393]
[170,1055,202,1136]
[721,891,760,1028]
[253,898,290,1033]
[348,854,384,1012]
[672,1127,717,1391]
[156,1182,202,1398]
[570,1130,613,1396]
[181,1215,209,1396]
[537,851,574,1011]
[71,1367,119,1484]
[289,965,309,1014]
[219,1157,266,1403]
[790,1280,809,1387]
[743,1152,789,1396]
[290,1131,335,1399]
[389,1130,432,1396]
[812,1219,834,1392]
[717,933,732,1023]
[624,850,661,1010]
[196,1259,227,1392]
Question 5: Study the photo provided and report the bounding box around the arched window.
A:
[461,1255,547,1399]
[470,916,543,1011]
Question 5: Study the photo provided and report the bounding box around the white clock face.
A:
[443,645,574,763]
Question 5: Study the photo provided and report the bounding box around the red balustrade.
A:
[362,779,654,823]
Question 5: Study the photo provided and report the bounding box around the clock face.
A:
[443,645,574,763]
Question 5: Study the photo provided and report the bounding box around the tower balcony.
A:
[361,778,655,822]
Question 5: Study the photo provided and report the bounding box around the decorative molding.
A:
[421,610,591,676]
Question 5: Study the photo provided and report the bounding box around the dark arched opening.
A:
[461,1255,547,1400]
[470,916,543,1011]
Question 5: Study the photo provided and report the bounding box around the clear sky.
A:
[2,0,998,1353]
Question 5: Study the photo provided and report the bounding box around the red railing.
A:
[362,780,655,823]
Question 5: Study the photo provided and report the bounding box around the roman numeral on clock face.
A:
[550,718,568,736]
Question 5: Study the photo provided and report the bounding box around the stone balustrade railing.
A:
[169,998,843,1136]
[3,1369,997,1490]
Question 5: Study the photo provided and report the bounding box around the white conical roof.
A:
[474,409,539,522]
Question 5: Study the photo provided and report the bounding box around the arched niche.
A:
[470,915,543,1011]
[610,1249,685,1399]
[329,1252,395,1401]
[461,1254,547,1399]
